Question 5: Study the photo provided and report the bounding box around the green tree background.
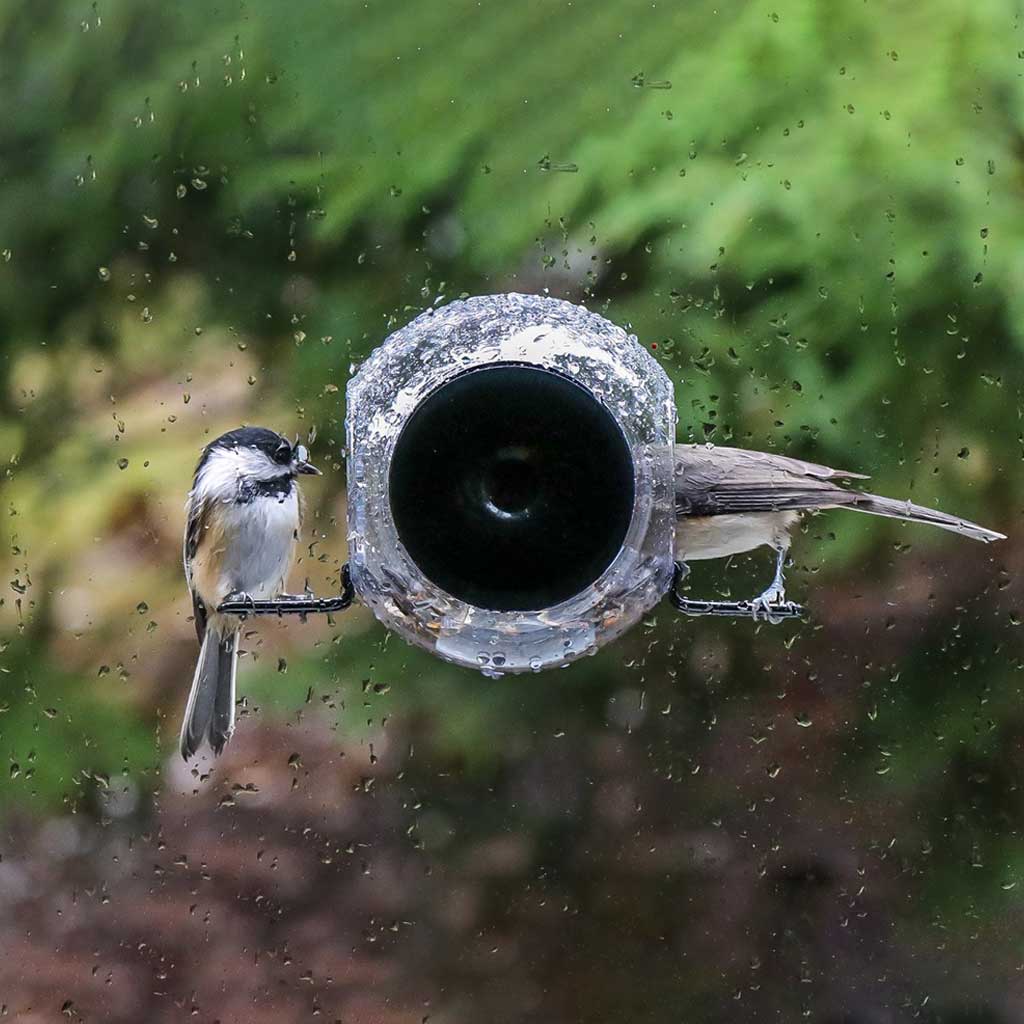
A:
[0,2,1020,1021]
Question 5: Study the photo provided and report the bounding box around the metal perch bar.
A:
[668,561,805,622]
[218,564,356,617]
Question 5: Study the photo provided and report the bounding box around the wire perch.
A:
[669,561,805,622]
[217,561,803,623]
[218,564,356,617]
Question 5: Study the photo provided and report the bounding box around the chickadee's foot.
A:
[750,585,789,625]
[217,566,356,617]
[669,561,800,620]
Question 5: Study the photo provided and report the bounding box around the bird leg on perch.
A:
[218,564,356,617]
[669,561,805,622]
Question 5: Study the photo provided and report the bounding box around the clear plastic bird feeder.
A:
[344,293,678,675]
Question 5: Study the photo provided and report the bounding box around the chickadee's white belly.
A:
[218,491,299,596]
[674,512,797,561]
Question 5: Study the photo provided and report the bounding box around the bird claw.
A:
[217,566,356,617]
[668,562,804,621]
[750,588,790,625]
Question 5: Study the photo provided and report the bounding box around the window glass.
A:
[0,3,1013,1020]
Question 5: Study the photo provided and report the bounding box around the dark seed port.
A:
[388,364,635,611]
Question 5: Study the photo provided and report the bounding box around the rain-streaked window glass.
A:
[0,2,1015,1021]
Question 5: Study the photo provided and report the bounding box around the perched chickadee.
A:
[674,444,1005,618]
[180,427,321,759]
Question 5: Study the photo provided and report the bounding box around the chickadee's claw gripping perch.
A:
[218,564,357,618]
[668,561,805,622]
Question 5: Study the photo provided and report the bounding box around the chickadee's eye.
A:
[273,440,292,464]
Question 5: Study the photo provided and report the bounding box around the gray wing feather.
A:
[675,445,866,515]
[674,444,1004,542]
[183,489,211,643]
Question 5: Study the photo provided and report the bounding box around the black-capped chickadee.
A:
[674,444,1005,618]
[180,427,321,759]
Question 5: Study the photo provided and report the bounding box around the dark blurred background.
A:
[0,2,1020,1021]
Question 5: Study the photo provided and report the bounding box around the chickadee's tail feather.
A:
[180,628,238,760]
[847,491,1005,543]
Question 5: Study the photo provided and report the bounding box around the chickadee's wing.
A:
[183,490,213,642]
[190,591,208,644]
[674,444,1003,542]
[674,445,866,516]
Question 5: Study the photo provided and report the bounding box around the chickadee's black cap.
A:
[207,426,289,456]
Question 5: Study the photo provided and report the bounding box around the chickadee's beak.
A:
[296,460,322,476]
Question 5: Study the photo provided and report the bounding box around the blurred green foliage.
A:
[0,2,1020,1017]
[2,1,1019,494]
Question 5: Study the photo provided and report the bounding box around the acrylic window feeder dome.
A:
[344,293,678,675]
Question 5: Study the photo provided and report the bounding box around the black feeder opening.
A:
[388,364,636,611]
